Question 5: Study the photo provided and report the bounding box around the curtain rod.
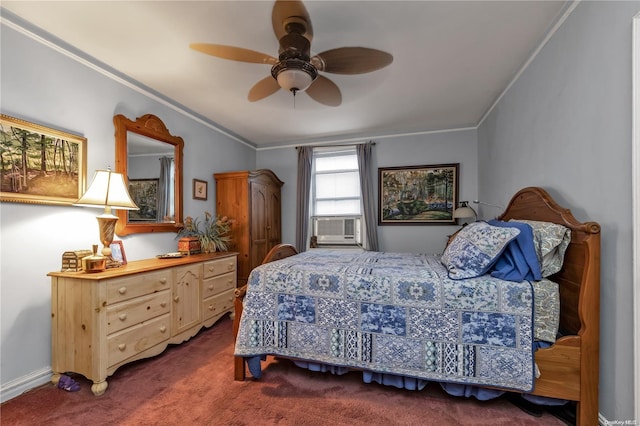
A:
[295,141,376,150]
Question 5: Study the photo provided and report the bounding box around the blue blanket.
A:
[234,250,535,392]
[487,220,542,282]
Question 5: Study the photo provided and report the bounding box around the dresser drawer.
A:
[108,313,170,367]
[203,257,236,279]
[107,270,171,304]
[106,290,171,334]
[202,271,235,299]
[202,289,234,321]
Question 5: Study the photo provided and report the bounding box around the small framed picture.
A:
[110,240,127,265]
[193,179,208,200]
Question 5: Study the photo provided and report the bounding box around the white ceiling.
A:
[1,1,571,148]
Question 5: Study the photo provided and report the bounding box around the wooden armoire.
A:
[214,169,284,285]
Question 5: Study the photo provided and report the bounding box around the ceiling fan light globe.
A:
[271,59,318,93]
[277,69,314,92]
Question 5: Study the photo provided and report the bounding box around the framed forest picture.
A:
[128,178,159,222]
[378,163,459,225]
[0,114,87,205]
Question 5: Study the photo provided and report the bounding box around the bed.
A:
[232,187,600,426]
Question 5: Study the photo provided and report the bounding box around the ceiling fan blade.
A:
[190,43,277,65]
[248,76,281,102]
[272,0,313,43]
[312,47,393,75]
[306,75,341,107]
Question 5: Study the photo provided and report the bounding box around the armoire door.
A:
[250,180,268,272]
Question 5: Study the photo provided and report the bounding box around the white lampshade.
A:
[75,169,139,211]
[276,68,314,93]
[74,169,139,265]
[452,201,477,221]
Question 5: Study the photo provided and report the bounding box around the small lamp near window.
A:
[74,168,139,269]
[452,201,477,226]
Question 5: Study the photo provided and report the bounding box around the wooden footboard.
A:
[233,284,248,381]
[233,244,299,381]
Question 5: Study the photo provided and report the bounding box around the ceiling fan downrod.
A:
[271,22,317,94]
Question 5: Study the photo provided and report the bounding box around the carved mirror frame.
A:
[114,114,184,236]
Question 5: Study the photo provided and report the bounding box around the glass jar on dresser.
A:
[47,252,237,395]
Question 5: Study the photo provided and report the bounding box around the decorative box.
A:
[61,249,93,272]
[178,237,201,255]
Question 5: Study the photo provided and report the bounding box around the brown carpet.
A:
[1,316,565,425]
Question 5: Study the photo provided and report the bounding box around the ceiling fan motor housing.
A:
[272,28,318,93]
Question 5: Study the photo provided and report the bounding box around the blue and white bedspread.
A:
[234,249,535,392]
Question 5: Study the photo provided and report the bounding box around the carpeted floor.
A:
[1,316,568,425]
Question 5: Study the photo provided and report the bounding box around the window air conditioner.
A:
[313,216,361,245]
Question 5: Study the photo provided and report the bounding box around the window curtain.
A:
[157,156,172,222]
[296,146,313,252]
[357,142,379,251]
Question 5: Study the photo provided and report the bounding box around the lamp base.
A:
[97,214,119,267]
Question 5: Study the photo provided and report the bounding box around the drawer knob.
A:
[160,325,167,333]
[118,313,127,321]
[174,296,180,303]
[118,287,127,295]
[160,278,167,284]
[208,284,214,290]
[160,301,167,308]
[208,266,215,272]
[118,343,126,351]
[227,263,234,270]
[208,304,215,311]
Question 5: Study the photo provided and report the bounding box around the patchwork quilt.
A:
[234,250,535,392]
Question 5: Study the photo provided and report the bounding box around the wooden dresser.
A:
[214,169,283,285]
[47,252,237,395]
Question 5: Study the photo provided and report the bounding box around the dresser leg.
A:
[91,380,108,396]
[50,372,61,386]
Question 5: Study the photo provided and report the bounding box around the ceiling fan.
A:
[190,0,393,107]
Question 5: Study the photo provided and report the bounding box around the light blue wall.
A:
[478,1,640,421]
[2,1,637,421]
[0,21,255,400]
[257,128,478,255]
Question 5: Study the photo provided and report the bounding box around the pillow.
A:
[441,221,520,280]
[487,220,541,282]
[509,219,571,277]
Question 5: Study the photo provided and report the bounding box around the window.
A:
[312,148,361,216]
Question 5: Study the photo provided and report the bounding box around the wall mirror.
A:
[114,114,184,236]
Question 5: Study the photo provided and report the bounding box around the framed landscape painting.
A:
[378,163,459,225]
[0,114,87,205]
[128,178,159,221]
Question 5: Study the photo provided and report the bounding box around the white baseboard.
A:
[0,367,52,403]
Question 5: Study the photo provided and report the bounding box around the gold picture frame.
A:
[0,114,87,205]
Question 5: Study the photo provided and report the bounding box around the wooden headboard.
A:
[497,187,601,337]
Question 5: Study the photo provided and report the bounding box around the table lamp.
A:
[452,201,477,226]
[74,168,139,268]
